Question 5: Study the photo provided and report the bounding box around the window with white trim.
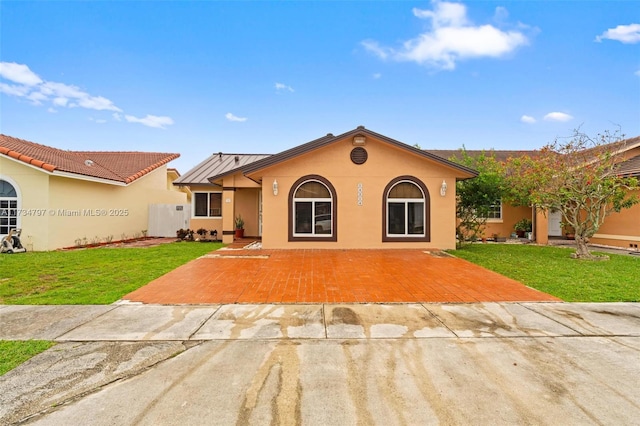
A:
[484,200,502,220]
[292,180,333,237]
[193,192,222,217]
[0,180,18,236]
[386,181,425,237]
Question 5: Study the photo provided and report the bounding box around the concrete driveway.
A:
[1,302,639,425]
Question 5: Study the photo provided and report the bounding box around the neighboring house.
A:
[427,149,537,240]
[174,126,477,249]
[535,136,640,249]
[0,134,187,251]
[173,152,270,239]
[430,136,640,250]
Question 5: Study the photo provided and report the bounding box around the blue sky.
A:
[1,1,639,173]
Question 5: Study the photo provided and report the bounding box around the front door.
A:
[548,210,563,236]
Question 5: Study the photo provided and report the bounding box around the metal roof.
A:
[174,153,271,185]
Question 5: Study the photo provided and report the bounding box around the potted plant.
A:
[176,228,189,240]
[565,225,575,240]
[514,218,532,238]
[234,215,245,239]
[196,228,208,241]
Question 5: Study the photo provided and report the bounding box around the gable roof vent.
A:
[350,147,368,165]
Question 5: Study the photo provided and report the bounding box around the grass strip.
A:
[0,340,55,376]
[0,241,221,304]
[449,244,639,302]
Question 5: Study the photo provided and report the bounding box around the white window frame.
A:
[386,181,426,238]
[192,191,222,218]
[292,180,333,238]
[0,177,20,238]
[484,200,503,223]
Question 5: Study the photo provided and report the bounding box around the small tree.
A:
[506,129,639,259]
[451,150,505,247]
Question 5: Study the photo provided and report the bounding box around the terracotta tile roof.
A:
[174,153,272,185]
[580,135,640,158]
[617,153,640,177]
[429,136,640,176]
[0,134,179,184]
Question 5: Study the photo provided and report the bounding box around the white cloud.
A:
[544,112,573,122]
[372,73,382,79]
[53,97,69,107]
[89,117,107,124]
[361,40,391,60]
[75,95,121,112]
[39,81,122,112]
[413,1,468,27]
[0,62,171,129]
[595,23,640,44]
[362,0,530,70]
[520,115,536,124]
[635,69,640,77]
[0,82,30,97]
[225,112,247,122]
[0,62,43,86]
[124,114,174,129]
[40,81,87,99]
[0,63,123,112]
[26,91,48,105]
[275,82,294,92]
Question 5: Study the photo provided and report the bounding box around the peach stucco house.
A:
[535,136,640,249]
[430,135,640,250]
[427,149,538,241]
[0,134,188,251]
[174,126,478,250]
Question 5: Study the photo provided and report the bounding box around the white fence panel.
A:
[148,204,190,237]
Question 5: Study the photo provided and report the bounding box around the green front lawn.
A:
[0,341,55,376]
[0,242,222,304]
[450,244,640,302]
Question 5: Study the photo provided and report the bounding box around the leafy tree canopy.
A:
[505,128,639,260]
[450,149,505,246]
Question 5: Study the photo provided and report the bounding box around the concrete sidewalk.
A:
[1,302,639,425]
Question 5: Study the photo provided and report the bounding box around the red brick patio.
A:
[123,249,560,304]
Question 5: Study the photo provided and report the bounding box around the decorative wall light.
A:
[440,180,448,197]
[272,179,279,196]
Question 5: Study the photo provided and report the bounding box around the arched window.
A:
[383,176,430,242]
[288,175,337,242]
[0,179,19,237]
